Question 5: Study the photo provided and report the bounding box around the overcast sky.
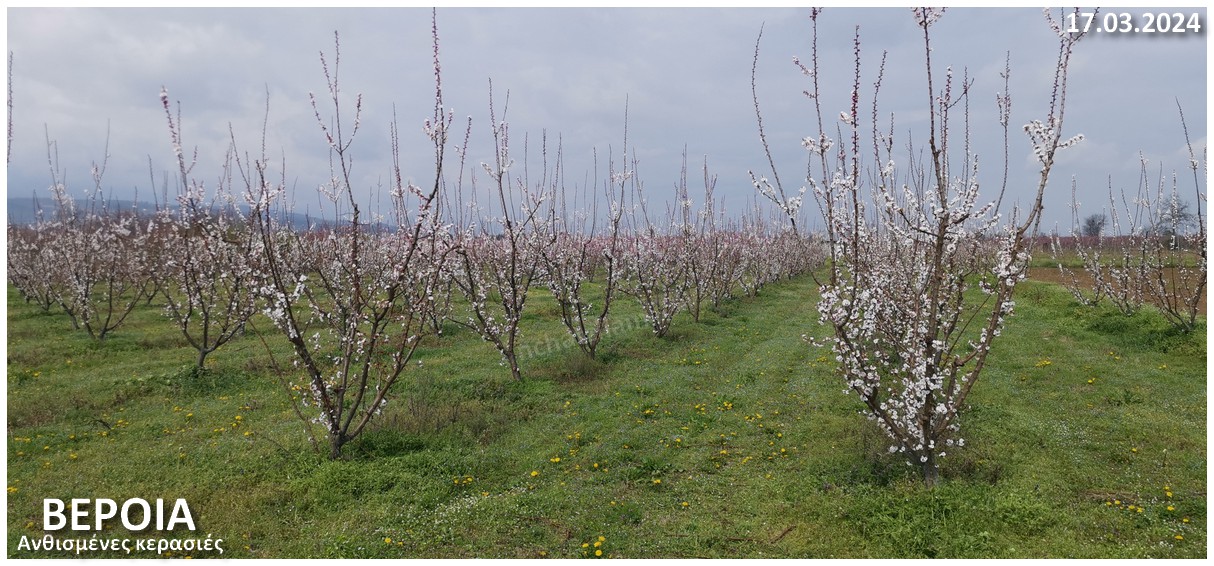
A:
[6,5,1208,232]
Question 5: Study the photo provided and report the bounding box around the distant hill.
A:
[6,197,165,225]
[6,197,46,225]
[5,197,391,231]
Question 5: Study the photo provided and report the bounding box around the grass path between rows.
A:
[6,275,1206,558]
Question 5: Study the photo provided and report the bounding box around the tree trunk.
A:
[921,451,939,487]
[507,352,522,381]
[328,435,345,460]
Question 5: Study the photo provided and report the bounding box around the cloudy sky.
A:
[6,5,1208,232]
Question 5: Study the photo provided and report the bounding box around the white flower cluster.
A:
[1024,117,1084,165]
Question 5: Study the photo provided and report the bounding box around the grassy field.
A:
[5,274,1206,558]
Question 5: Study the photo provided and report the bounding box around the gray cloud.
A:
[7,7,1206,231]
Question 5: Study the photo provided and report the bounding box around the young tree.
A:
[1054,177,1148,314]
[448,85,548,381]
[1057,116,1206,333]
[40,133,155,341]
[7,223,60,312]
[676,151,729,322]
[157,92,262,370]
[758,8,1087,485]
[623,163,690,338]
[538,143,626,360]
[241,23,452,459]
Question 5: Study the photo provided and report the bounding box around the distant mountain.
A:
[6,197,163,225]
[6,197,391,231]
[6,197,47,225]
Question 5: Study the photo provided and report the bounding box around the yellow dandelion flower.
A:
[652,479,661,484]
[384,537,392,544]
[550,457,561,463]
[530,470,540,477]
[681,501,689,507]
[595,549,602,557]
[1167,505,1175,511]
[1175,535,1184,541]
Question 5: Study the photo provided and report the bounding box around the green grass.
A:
[6,276,1206,558]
